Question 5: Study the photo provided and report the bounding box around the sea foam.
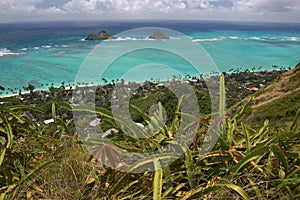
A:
[0,48,20,57]
[192,37,223,42]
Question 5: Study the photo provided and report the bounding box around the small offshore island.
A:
[85,30,116,40]
[85,30,170,40]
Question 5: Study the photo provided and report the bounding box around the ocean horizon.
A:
[0,20,299,95]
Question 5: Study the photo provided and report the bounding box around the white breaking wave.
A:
[281,36,300,41]
[248,37,266,41]
[247,36,300,42]
[107,37,155,41]
[192,37,223,42]
[192,36,299,42]
[0,48,21,57]
[229,36,240,40]
[42,45,52,49]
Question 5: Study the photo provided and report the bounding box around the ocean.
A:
[0,20,299,95]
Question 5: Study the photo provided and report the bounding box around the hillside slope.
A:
[233,63,300,129]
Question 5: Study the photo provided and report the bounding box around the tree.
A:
[102,78,108,84]
[28,84,35,94]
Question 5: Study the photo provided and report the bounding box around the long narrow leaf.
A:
[219,74,226,117]
[51,103,56,121]
[270,144,288,170]
[153,158,163,200]
[0,148,6,167]
[5,124,13,149]
[223,184,250,200]
[253,120,269,146]
[130,104,151,123]
[231,146,269,175]
[184,149,195,188]
[128,153,179,173]
[241,123,251,152]
[0,192,5,200]
[9,105,45,113]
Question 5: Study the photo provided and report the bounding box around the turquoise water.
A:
[0,21,299,95]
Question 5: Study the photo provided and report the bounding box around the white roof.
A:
[44,119,54,125]
[89,118,101,127]
[102,128,119,138]
[135,123,145,128]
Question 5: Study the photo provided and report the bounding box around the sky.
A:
[0,0,300,23]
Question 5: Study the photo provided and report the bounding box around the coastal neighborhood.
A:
[1,2,300,197]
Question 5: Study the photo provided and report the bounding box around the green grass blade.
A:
[0,148,6,167]
[153,158,163,200]
[118,187,142,200]
[51,102,56,122]
[0,192,5,200]
[130,104,151,123]
[184,149,195,188]
[235,96,254,118]
[5,123,13,149]
[57,101,72,110]
[108,174,127,197]
[231,146,269,175]
[56,118,71,135]
[128,153,178,173]
[253,120,269,146]
[12,160,55,198]
[290,108,300,131]
[9,105,45,113]
[270,144,288,170]
[222,184,250,200]
[161,187,173,199]
[219,74,226,117]
[241,123,251,152]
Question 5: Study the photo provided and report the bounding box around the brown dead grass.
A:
[252,64,300,108]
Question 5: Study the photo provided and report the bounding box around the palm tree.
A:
[28,84,35,94]
[102,78,108,84]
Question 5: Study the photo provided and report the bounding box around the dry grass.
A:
[252,64,300,108]
[230,63,300,129]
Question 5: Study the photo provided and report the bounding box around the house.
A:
[247,87,259,92]
[135,123,145,128]
[89,118,101,127]
[102,128,119,138]
[44,119,55,125]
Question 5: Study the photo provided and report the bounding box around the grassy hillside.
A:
[0,72,299,199]
[232,63,300,129]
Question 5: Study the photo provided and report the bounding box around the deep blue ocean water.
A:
[0,20,299,94]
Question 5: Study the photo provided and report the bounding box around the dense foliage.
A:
[0,75,299,199]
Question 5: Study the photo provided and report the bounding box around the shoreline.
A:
[0,68,288,100]
[0,64,295,99]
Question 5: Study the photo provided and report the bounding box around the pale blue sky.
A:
[0,0,299,23]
